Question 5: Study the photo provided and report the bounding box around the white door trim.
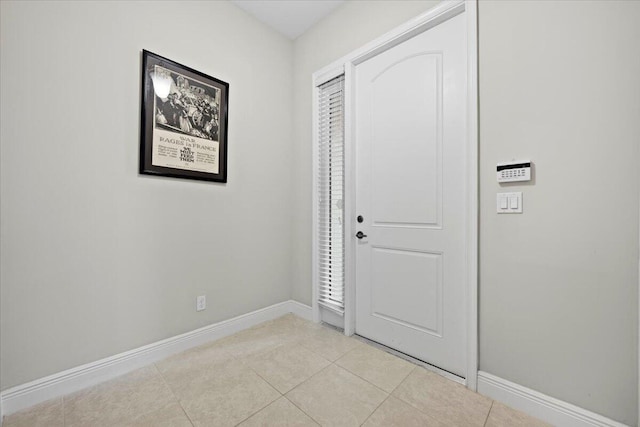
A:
[465,0,479,392]
[311,0,478,390]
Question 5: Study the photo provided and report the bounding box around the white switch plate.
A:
[497,192,522,214]
[196,295,206,311]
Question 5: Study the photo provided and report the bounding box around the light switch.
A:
[500,197,508,209]
[497,192,522,214]
[509,195,518,209]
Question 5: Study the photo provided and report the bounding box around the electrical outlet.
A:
[196,295,206,312]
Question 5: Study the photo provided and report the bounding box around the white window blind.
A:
[317,75,345,314]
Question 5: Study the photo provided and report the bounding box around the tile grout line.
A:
[230,318,326,426]
[231,335,340,426]
[294,323,362,362]
[391,365,495,427]
[359,393,391,426]
[154,362,196,427]
[282,362,334,397]
[336,335,448,398]
[154,342,281,427]
[246,366,285,401]
[333,340,363,363]
[353,334,465,386]
[279,362,341,425]
[388,366,451,424]
[231,364,283,426]
[482,400,495,427]
[278,338,415,425]
[389,366,477,426]
[389,365,423,408]
[388,366,417,396]
[331,356,411,398]
[356,365,418,426]
[223,320,462,426]
[282,395,322,427]
[330,362,392,396]
[134,364,190,422]
[154,316,331,427]
[321,362,392,426]
[232,397,280,427]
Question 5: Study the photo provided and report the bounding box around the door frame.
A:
[311,0,478,390]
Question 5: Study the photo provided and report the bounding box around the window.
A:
[316,75,345,314]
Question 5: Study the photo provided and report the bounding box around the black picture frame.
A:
[140,50,229,183]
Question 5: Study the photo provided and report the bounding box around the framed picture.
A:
[140,50,229,183]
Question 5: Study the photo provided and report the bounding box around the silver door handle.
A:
[356,231,367,239]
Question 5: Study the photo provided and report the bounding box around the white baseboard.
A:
[287,300,314,320]
[1,300,313,417]
[477,371,629,427]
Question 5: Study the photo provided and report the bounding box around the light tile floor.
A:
[3,314,551,427]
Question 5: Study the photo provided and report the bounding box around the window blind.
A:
[317,75,345,314]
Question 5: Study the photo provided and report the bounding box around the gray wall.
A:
[479,1,639,425]
[291,0,639,425]
[0,0,293,389]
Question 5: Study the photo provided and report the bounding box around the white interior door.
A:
[354,12,467,377]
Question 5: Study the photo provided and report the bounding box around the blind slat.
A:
[317,75,345,312]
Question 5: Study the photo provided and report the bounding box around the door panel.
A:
[371,53,442,227]
[355,12,467,377]
[371,247,442,335]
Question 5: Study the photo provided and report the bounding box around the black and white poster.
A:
[140,50,229,182]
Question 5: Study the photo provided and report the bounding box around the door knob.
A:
[356,231,367,239]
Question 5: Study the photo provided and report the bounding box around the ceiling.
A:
[231,0,345,40]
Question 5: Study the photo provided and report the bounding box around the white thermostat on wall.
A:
[497,160,531,183]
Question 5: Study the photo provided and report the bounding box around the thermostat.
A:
[497,160,531,183]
